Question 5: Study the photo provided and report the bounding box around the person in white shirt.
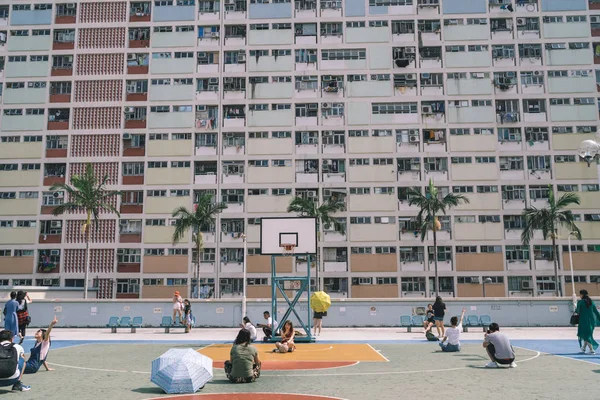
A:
[439,308,466,353]
[0,330,30,392]
[240,317,257,342]
[256,311,278,341]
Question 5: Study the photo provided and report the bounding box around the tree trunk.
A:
[84,228,90,300]
[433,214,439,298]
[196,237,201,299]
[551,232,561,297]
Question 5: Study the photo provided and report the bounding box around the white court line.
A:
[149,392,348,400]
[48,362,129,373]
[366,343,390,362]
[513,345,600,367]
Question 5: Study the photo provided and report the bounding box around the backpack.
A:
[425,331,439,342]
[0,343,18,379]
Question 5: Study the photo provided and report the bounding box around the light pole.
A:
[566,232,578,307]
[482,277,493,298]
[577,138,600,187]
[241,233,247,321]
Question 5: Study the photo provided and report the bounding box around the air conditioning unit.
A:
[322,103,330,108]
[220,278,230,284]
[422,105,432,114]
[591,16,600,23]
[471,276,481,284]
[52,192,63,199]
[406,74,416,80]
[123,133,132,140]
[506,71,516,78]
[409,135,419,143]
[209,78,218,84]
[50,221,62,228]
[43,279,53,285]
[120,220,128,226]
[50,250,60,256]
[126,107,135,113]
[421,73,430,79]
[237,54,246,63]
[474,72,485,79]
[307,190,317,197]
[224,77,234,83]
[127,54,136,61]
[533,71,542,76]
[308,103,318,110]
[405,47,416,54]
[67,3,75,8]
[521,280,533,290]
[516,18,526,26]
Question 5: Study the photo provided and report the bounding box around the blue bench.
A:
[160,316,186,333]
[463,315,492,332]
[400,315,426,332]
[106,316,143,333]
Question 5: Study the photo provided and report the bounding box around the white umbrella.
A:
[151,348,213,394]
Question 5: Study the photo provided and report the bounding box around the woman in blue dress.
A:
[3,291,19,339]
[24,316,58,374]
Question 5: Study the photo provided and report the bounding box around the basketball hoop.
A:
[281,243,296,256]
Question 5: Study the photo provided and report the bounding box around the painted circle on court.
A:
[211,360,357,370]
[153,393,346,400]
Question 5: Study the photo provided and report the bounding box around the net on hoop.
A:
[281,243,296,256]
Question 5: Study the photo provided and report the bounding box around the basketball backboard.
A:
[259,217,317,255]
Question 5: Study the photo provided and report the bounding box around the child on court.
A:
[439,308,466,353]
[172,291,183,324]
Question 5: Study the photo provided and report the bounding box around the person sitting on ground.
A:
[423,304,435,334]
[256,311,278,341]
[0,330,30,392]
[439,309,466,352]
[24,316,57,374]
[483,323,516,368]
[224,329,261,383]
[240,317,257,342]
[274,320,296,353]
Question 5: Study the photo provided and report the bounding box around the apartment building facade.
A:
[1,0,600,300]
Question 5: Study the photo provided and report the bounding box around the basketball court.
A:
[3,328,599,400]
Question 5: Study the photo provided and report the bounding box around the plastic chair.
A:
[160,316,174,333]
[412,315,425,329]
[130,316,143,333]
[400,315,412,332]
[464,315,480,332]
[119,316,131,327]
[107,316,119,333]
[479,315,492,332]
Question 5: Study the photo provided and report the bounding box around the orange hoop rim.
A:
[281,243,296,255]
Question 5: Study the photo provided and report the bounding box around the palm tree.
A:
[521,186,581,297]
[172,193,227,299]
[50,163,121,299]
[287,195,346,290]
[407,178,469,297]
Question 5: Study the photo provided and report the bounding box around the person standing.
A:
[313,310,324,336]
[432,296,447,338]
[183,299,192,333]
[3,292,18,340]
[483,323,516,368]
[172,291,183,324]
[15,292,31,345]
[576,289,600,354]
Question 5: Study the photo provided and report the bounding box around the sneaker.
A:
[272,348,279,353]
[12,382,31,392]
[590,350,596,355]
[485,362,499,368]
[509,362,517,368]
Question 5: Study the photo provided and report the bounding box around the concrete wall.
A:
[152,6,196,22]
[4,298,583,328]
[248,3,292,19]
[443,0,486,14]
[541,0,586,11]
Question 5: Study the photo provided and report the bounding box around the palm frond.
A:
[554,192,581,209]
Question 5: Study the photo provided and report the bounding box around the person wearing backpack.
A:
[0,330,30,391]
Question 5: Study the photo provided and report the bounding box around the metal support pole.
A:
[241,233,247,320]
[568,234,577,307]
[483,282,486,298]
[271,255,277,338]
